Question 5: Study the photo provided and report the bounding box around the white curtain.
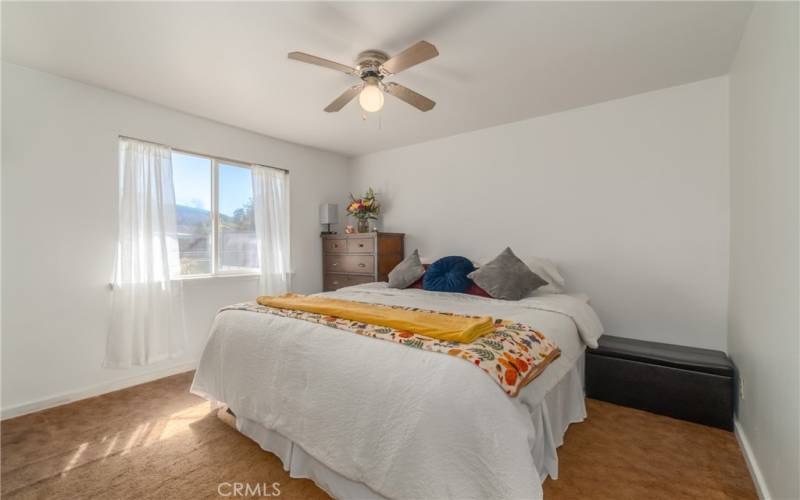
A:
[105,139,186,368]
[252,166,291,295]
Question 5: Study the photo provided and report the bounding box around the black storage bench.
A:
[585,335,734,430]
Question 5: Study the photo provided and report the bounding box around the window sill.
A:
[172,272,260,282]
[107,272,260,290]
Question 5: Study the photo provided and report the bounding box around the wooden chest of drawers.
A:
[322,232,405,292]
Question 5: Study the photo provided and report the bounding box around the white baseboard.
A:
[1,361,198,420]
[734,419,772,500]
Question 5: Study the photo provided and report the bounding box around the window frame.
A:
[172,149,261,280]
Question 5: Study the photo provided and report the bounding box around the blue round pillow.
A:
[423,256,476,293]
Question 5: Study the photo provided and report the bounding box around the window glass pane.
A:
[218,163,258,272]
[172,152,212,275]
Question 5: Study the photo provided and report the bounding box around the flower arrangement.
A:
[347,188,380,232]
[347,188,381,220]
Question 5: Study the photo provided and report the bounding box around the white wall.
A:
[1,62,350,416]
[350,77,730,350]
[728,3,799,499]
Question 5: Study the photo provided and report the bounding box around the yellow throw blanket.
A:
[256,293,494,343]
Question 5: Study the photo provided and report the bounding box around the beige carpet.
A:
[1,371,756,499]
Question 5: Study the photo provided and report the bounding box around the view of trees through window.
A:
[172,152,259,276]
[218,163,257,272]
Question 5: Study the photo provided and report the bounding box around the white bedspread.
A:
[191,283,604,499]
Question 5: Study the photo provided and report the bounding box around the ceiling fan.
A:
[288,41,439,114]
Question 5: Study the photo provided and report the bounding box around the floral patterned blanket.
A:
[221,300,561,397]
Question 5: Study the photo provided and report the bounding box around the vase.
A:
[356,218,370,233]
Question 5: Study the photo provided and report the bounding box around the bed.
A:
[191,282,604,499]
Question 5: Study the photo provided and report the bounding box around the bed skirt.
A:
[230,354,586,499]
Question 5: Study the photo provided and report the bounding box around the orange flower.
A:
[504,369,517,387]
[447,348,470,360]
[510,355,529,373]
[498,352,529,387]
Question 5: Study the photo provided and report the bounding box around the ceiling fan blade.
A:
[288,51,356,75]
[384,82,436,112]
[324,85,362,112]
[381,41,439,75]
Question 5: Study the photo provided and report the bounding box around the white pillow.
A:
[523,257,565,294]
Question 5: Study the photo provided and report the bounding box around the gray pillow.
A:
[468,247,547,300]
[388,249,426,289]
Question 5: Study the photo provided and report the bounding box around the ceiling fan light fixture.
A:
[358,78,384,113]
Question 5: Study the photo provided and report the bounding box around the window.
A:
[172,152,259,277]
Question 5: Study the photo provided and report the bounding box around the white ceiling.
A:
[2,2,752,157]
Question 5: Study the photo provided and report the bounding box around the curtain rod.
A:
[118,135,289,174]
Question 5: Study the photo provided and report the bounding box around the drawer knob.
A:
[332,281,339,285]
[332,262,338,266]
[358,243,364,247]
[333,244,339,248]
[358,263,366,268]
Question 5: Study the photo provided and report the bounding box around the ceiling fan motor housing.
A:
[356,50,389,80]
